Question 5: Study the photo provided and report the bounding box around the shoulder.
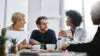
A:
[48,29,55,33]
[7,25,24,31]
[48,29,56,35]
[76,28,86,32]
[76,28,87,35]
[32,30,39,32]
[6,25,12,31]
[32,30,39,33]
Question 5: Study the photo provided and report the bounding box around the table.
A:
[8,53,66,56]
[7,49,87,56]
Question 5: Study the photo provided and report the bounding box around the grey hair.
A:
[91,1,100,19]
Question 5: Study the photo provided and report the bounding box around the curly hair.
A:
[66,10,82,27]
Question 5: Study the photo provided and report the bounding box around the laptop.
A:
[6,31,32,45]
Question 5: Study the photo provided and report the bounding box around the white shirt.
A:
[7,25,24,31]
[61,27,88,45]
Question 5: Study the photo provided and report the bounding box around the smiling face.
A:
[12,12,26,29]
[37,19,48,32]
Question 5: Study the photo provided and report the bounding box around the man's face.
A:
[37,19,48,32]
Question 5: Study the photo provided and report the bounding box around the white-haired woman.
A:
[7,12,31,51]
[7,12,26,31]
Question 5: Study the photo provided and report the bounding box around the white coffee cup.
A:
[33,45,41,50]
[46,44,55,50]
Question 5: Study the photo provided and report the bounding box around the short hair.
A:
[36,16,47,25]
[66,10,82,27]
[91,1,100,19]
[12,12,25,24]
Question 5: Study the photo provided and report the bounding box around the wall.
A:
[0,0,5,29]
[28,0,60,37]
[6,0,28,30]
[28,0,41,30]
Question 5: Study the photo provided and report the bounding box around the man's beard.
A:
[41,28,48,32]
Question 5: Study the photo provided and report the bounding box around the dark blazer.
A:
[67,27,100,56]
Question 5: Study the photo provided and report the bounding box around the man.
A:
[61,2,100,56]
[30,16,57,49]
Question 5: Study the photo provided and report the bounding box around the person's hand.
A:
[29,39,40,45]
[31,40,40,45]
[61,44,68,51]
[67,34,73,40]
[59,30,67,37]
[25,44,32,48]
[20,39,28,45]
[17,44,32,51]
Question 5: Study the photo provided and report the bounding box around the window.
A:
[6,0,28,31]
[84,0,99,39]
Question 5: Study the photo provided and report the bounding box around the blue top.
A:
[30,29,57,49]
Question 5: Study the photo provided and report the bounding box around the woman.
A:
[7,12,31,51]
[61,2,100,56]
[59,10,88,44]
[7,12,26,31]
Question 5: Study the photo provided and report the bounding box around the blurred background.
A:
[0,0,99,39]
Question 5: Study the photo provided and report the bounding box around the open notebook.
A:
[6,31,32,45]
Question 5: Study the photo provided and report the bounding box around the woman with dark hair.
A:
[61,2,100,56]
[59,10,88,44]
